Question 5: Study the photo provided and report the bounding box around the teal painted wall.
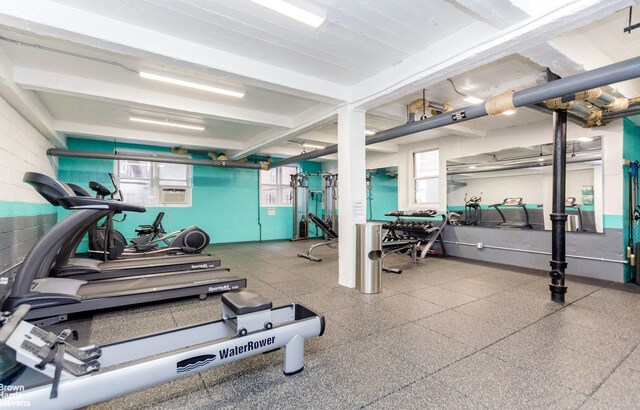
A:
[0,201,54,217]
[623,118,640,281]
[368,171,398,221]
[58,137,322,247]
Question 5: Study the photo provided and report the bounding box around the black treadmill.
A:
[44,176,223,281]
[488,197,533,229]
[2,173,246,324]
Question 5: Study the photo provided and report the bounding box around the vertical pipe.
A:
[549,110,568,303]
[257,169,262,242]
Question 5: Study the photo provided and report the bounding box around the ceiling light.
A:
[577,137,593,142]
[365,129,376,136]
[463,96,484,104]
[502,109,516,115]
[139,71,244,98]
[250,0,326,28]
[537,158,545,162]
[469,166,476,169]
[302,143,325,149]
[130,116,205,131]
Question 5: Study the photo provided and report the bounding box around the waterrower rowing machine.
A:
[0,290,324,409]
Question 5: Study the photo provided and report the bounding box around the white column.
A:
[337,106,366,288]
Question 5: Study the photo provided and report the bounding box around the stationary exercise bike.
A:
[448,193,482,226]
[461,193,482,226]
[81,174,211,260]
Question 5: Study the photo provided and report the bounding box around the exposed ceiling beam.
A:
[0,47,63,147]
[368,103,407,122]
[547,33,640,97]
[231,106,337,159]
[13,67,292,128]
[0,0,348,103]
[261,145,337,161]
[444,124,487,138]
[454,0,529,29]
[348,0,632,110]
[55,121,243,152]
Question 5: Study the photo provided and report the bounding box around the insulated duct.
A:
[407,98,452,122]
[46,149,265,170]
[544,86,632,127]
[268,56,640,169]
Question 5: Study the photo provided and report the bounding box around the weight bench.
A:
[297,213,418,273]
[297,213,338,262]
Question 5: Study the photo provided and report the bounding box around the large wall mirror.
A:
[446,136,603,233]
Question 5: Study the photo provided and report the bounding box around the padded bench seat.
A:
[222,290,273,315]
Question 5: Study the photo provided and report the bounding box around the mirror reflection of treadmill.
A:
[488,197,532,229]
[2,173,246,323]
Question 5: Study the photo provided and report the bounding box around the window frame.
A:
[412,148,440,207]
[260,165,298,207]
[114,150,193,207]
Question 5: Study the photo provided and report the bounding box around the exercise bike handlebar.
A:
[108,172,123,202]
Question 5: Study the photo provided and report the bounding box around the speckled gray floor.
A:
[48,240,640,409]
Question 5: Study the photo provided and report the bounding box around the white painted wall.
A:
[0,97,57,203]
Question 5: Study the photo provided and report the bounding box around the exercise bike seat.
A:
[89,181,112,198]
[222,291,272,315]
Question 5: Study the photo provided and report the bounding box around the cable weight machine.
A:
[290,172,338,241]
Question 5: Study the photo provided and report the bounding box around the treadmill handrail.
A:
[58,196,146,213]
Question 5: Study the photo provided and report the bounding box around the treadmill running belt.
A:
[78,270,236,298]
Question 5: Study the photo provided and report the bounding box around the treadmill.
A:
[488,197,533,229]
[42,175,223,281]
[1,173,246,324]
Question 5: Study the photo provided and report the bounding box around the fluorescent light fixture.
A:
[537,157,545,162]
[468,166,476,169]
[302,143,325,149]
[250,0,326,28]
[502,109,516,115]
[139,71,244,98]
[577,137,593,142]
[365,129,376,136]
[130,116,205,131]
[463,96,484,104]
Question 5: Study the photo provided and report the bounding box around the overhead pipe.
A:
[529,103,585,126]
[269,56,640,169]
[601,102,640,121]
[46,149,265,170]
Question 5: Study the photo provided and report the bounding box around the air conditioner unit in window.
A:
[160,187,188,204]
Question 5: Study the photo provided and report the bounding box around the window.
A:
[260,165,298,206]
[413,149,439,204]
[116,153,192,206]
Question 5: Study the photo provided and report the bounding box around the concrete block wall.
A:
[0,97,58,276]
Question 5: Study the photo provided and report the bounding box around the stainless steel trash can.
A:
[355,222,382,294]
[566,214,581,231]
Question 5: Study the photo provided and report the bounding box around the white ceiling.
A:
[0,0,638,160]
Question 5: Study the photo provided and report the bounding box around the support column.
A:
[337,107,366,288]
[549,109,568,303]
